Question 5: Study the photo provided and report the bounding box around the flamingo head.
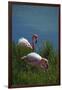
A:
[40,58,48,69]
[32,34,38,44]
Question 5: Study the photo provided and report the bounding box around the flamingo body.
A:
[18,38,32,49]
[21,52,48,69]
[26,52,42,61]
[18,34,38,50]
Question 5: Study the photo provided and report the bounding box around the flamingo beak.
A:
[35,36,38,44]
[45,64,48,69]
[35,39,37,44]
[32,34,38,44]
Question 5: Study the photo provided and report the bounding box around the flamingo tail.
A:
[21,56,26,60]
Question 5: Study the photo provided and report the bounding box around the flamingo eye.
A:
[45,61,47,63]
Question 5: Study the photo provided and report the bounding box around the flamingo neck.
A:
[32,38,35,51]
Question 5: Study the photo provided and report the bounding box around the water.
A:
[12,4,59,51]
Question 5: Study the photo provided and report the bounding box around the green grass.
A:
[12,41,60,86]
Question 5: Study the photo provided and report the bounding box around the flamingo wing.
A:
[27,52,42,61]
[18,38,32,49]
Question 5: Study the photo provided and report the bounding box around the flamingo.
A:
[18,34,38,50]
[21,52,48,70]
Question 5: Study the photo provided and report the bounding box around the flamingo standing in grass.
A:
[18,34,48,70]
[21,52,48,70]
[18,34,38,51]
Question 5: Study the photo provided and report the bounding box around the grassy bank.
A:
[12,41,60,86]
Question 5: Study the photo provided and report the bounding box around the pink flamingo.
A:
[18,34,38,51]
[21,52,48,70]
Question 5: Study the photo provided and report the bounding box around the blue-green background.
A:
[12,5,59,51]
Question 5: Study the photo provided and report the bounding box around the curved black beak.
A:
[45,64,48,69]
[35,39,37,43]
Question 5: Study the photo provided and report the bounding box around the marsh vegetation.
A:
[12,41,59,86]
